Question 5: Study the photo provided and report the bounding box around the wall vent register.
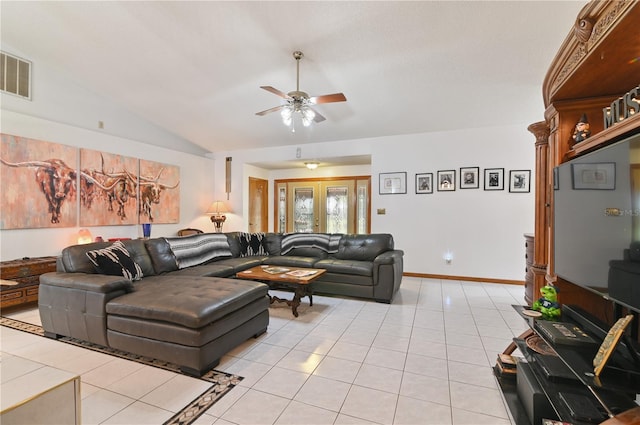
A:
[0,51,31,99]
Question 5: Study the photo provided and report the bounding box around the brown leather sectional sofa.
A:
[38,232,403,376]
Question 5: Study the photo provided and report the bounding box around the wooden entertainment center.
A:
[498,1,640,424]
[528,0,639,328]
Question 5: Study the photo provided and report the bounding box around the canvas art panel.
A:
[139,159,180,223]
[80,149,139,226]
[1,134,78,229]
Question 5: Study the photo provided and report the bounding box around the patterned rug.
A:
[0,316,243,425]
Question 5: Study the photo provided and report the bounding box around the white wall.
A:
[370,125,534,281]
[214,123,535,281]
[0,110,215,260]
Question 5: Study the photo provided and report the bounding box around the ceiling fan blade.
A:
[310,108,326,123]
[310,93,347,104]
[260,86,290,99]
[255,105,285,116]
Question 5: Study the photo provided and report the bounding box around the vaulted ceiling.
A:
[1,1,585,155]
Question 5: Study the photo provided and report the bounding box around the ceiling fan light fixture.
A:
[301,107,315,127]
[281,106,293,126]
[256,51,346,128]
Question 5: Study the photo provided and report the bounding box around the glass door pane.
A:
[325,186,349,234]
[356,180,369,234]
[277,183,287,233]
[292,186,315,232]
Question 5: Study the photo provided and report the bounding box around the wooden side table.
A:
[0,256,57,309]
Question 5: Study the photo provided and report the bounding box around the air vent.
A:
[1,51,31,99]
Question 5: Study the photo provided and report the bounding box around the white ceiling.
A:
[1,1,586,156]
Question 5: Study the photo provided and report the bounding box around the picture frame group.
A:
[380,167,531,194]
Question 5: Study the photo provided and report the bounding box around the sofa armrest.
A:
[40,272,134,293]
[373,249,404,266]
[38,272,132,346]
[372,250,404,303]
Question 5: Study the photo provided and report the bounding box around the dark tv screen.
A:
[554,132,640,312]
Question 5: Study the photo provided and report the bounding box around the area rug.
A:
[0,316,243,425]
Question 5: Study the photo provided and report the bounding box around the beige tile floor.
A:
[1,277,529,424]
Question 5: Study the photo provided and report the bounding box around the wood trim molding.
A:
[543,0,636,106]
[403,272,523,286]
[274,175,371,184]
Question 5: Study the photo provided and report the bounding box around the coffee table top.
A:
[236,265,326,285]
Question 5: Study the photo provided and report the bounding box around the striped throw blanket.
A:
[164,233,232,269]
[280,233,342,255]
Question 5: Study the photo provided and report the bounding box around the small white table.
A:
[1,357,81,424]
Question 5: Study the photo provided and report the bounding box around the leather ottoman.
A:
[105,276,269,376]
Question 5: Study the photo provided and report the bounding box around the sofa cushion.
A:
[285,247,329,258]
[238,232,268,257]
[106,276,268,329]
[215,256,267,273]
[86,241,143,281]
[264,233,283,255]
[336,234,393,261]
[313,258,373,277]
[262,256,319,268]
[280,233,341,255]
[145,238,179,274]
[164,233,232,269]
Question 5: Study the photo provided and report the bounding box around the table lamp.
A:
[206,200,229,233]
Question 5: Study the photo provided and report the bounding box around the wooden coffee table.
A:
[236,266,326,317]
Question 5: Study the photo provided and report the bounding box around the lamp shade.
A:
[77,228,93,244]
[205,200,229,215]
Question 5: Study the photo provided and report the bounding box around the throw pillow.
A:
[239,232,268,257]
[86,240,143,281]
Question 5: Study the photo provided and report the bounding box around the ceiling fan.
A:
[256,51,347,129]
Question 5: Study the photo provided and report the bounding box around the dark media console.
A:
[495,305,640,425]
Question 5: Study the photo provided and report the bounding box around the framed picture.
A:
[415,173,433,194]
[571,162,615,190]
[509,170,531,193]
[379,172,407,194]
[437,170,456,191]
[484,168,504,191]
[460,167,479,189]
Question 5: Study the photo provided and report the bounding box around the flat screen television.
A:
[554,131,640,312]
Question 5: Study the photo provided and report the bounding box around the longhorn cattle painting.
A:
[138,159,180,223]
[79,149,139,226]
[1,134,78,228]
[1,133,182,229]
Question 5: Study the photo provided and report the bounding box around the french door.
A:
[275,177,370,234]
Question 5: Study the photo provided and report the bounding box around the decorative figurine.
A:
[532,285,561,320]
[572,114,591,144]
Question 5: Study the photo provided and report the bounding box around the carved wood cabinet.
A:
[529,0,640,325]
[0,256,57,309]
